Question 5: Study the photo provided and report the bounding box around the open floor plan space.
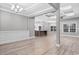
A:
[0,3,79,55]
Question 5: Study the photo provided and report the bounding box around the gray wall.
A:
[60,17,79,36]
[0,10,28,31]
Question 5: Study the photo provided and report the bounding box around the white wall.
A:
[28,17,35,37]
[0,31,29,44]
[60,17,79,36]
[0,10,35,44]
[35,22,49,31]
[0,10,28,31]
[35,14,56,31]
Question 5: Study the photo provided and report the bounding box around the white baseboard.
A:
[27,36,35,39]
[29,36,35,39]
[61,35,79,38]
[0,36,35,45]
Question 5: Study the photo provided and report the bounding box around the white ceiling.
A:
[0,3,79,18]
[1,3,79,22]
[60,3,79,19]
[35,13,56,22]
[35,3,79,25]
[0,3,56,17]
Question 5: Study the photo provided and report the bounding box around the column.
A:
[55,4,60,47]
[48,3,60,47]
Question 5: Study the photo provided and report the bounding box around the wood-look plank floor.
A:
[0,32,79,55]
[45,35,79,55]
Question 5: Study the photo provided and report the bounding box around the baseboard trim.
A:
[0,36,35,45]
[61,35,79,38]
[29,36,35,39]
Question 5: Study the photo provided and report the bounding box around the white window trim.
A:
[63,23,77,33]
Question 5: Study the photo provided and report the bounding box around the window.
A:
[39,26,41,31]
[63,24,69,32]
[54,26,56,31]
[51,26,54,31]
[63,23,76,33]
[51,26,56,31]
[70,24,76,32]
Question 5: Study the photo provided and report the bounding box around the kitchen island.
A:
[35,30,47,36]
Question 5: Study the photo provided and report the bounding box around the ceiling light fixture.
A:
[11,4,23,13]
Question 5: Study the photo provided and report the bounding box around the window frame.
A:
[63,24,69,32]
[70,23,76,32]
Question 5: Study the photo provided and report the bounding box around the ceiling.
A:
[35,12,56,23]
[1,3,79,22]
[35,3,79,25]
[0,3,56,17]
[60,3,79,19]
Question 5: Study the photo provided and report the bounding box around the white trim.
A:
[62,23,77,33]
[28,36,35,39]
[0,38,29,45]
[61,35,79,38]
[24,3,38,11]
[28,7,53,16]
[0,36,35,45]
[0,7,28,17]
[9,3,38,11]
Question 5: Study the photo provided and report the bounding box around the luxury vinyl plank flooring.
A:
[0,33,79,55]
[0,32,56,55]
[45,35,79,55]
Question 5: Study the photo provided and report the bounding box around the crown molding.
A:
[28,7,54,17]
[0,4,55,17]
[0,7,28,17]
